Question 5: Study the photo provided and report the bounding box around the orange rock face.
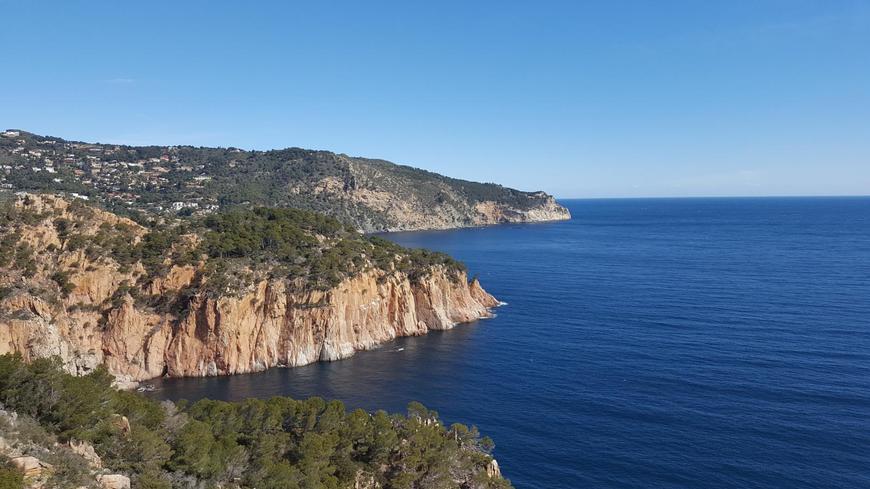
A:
[158,267,498,379]
[2,266,496,382]
[0,194,499,383]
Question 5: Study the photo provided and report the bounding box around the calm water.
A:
[150,197,870,489]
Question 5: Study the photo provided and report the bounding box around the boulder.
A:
[110,415,131,436]
[69,439,102,468]
[486,459,501,479]
[10,456,52,478]
[97,474,131,489]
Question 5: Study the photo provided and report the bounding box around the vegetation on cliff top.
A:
[0,354,511,488]
[199,207,465,287]
[0,194,466,317]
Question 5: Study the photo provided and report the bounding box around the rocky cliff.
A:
[0,194,499,384]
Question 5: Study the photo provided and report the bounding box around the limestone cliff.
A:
[0,194,499,384]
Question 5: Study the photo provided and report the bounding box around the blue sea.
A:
[151,197,870,489]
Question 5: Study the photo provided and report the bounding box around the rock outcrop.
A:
[69,440,102,469]
[486,459,502,479]
[96,474,131,489]
[10,456,52,479]
[0,194,500,383]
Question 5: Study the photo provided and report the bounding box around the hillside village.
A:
[0,130,222,218]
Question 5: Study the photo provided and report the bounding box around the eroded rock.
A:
[97,474,131,489]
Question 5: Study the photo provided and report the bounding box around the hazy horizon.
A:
[2,1,868,198]
[4,126,869,200]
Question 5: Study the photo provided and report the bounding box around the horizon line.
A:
[556,194,870,200]
[7,128,867,201]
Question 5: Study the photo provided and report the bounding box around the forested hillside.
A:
[0,130,569,232]
[0,354,511,488]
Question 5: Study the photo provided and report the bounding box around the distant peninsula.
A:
[0,130,570,232]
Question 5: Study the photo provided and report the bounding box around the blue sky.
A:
[1,1,868,197]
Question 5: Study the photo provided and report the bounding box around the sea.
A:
[149,197,870,489]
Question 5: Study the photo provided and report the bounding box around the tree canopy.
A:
[0,354,511,489]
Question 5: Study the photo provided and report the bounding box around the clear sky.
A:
[2,1,868,198]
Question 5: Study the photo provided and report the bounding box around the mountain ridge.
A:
[0,129,570,232]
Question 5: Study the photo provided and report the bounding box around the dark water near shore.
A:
[150,197,870,489]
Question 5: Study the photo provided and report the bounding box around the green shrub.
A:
[0,460,24,489]
[50,270,75,296]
